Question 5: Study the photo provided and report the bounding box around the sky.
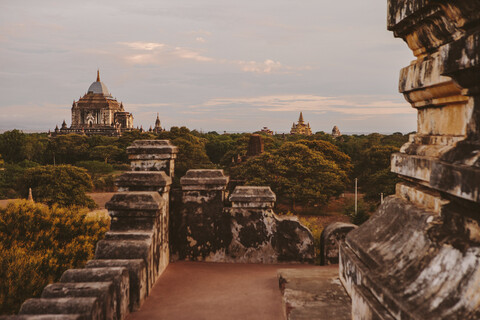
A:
[0,0,416,134]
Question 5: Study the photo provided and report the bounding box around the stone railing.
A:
[172,169,314,263]
[2,140,177,320]
[340,1,480,319]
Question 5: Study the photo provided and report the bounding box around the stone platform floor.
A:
[127,261,350,320]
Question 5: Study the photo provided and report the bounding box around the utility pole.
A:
[381,192,384,204]
[355,178,358,215]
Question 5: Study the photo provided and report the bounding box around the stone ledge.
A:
[0,316,84,320]
[127,140,178,158]
[229,186,276,208]
[59,268,129,320]
[278,267,351,320]
[180,169,229,190]
[86,259,147,312]
[116,171,171,191]
[18,298,102,320]
[106,192,164,213]
[41,282,114,320]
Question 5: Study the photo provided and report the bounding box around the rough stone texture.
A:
[340,1,480,319]
[246,134,264,157]
[116,171,171,192]
[174,178,314,263]
[225,207,314,263]
[320,222,357,265]
[86,259,147,311]
[41,282,114,320]
[179,169,229,190]
[127,140,178,175]
[230,186,276,209]
[278,267,351,320]
[59,268,129,320]
[18,298,102,320]
[105,191,168,286]
[174,169,231,261]
[0,316,84,320]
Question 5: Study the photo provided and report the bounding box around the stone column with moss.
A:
[340,1,480,319]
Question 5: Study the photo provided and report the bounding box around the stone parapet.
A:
[173,179,314,263]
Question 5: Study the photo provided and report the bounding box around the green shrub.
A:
[0,200,109,314]
[343,198,370,225]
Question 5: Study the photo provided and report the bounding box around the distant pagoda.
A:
[290,112,312,135]
[54,70,135,136]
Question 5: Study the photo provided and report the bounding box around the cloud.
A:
[119,42,165,51]
[118,41,213,65]
[197,94,414,116]
[117,41,307,73]
[234,59,283,74]
[195,37,206,43]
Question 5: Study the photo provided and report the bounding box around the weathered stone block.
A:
[127,140,177,175]
[106,192,164,215]
[180,169,229,191]
[41,282,114,320]
[229,186,276,209]
[86,259,147,311]
[0,316,84,320]
[116,171,171,192]
[19,298,102,320]
[320,222,357,265]
[226,208,314,263]
[94,238,155,292]
[59,268,129,320]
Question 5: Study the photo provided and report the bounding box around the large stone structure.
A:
[340,1,480,319]
[54,70,135,137]
[290,112,312,135]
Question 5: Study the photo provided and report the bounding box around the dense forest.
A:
[0,128,409,210]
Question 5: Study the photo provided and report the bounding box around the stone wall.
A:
[340,1,480,319]
[173,169,314,263]
[2,140,177,320]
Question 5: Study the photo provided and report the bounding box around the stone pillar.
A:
[176,169,230,261]
[340,2,480,319]
[226,186,314,263]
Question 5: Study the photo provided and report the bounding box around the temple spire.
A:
[298,112,304,123]
[96,69,100,82]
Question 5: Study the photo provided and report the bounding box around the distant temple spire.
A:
[96,69,100,82]
[290,112,312,135]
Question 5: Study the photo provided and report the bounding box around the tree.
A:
[233,142,348,209]
[18,165,96,208]
[91,145,124,163]
[47,134,90,164]
[0,130,27,163]
[0,200,109,314]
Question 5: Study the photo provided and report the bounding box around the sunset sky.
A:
[0,0,416,133]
